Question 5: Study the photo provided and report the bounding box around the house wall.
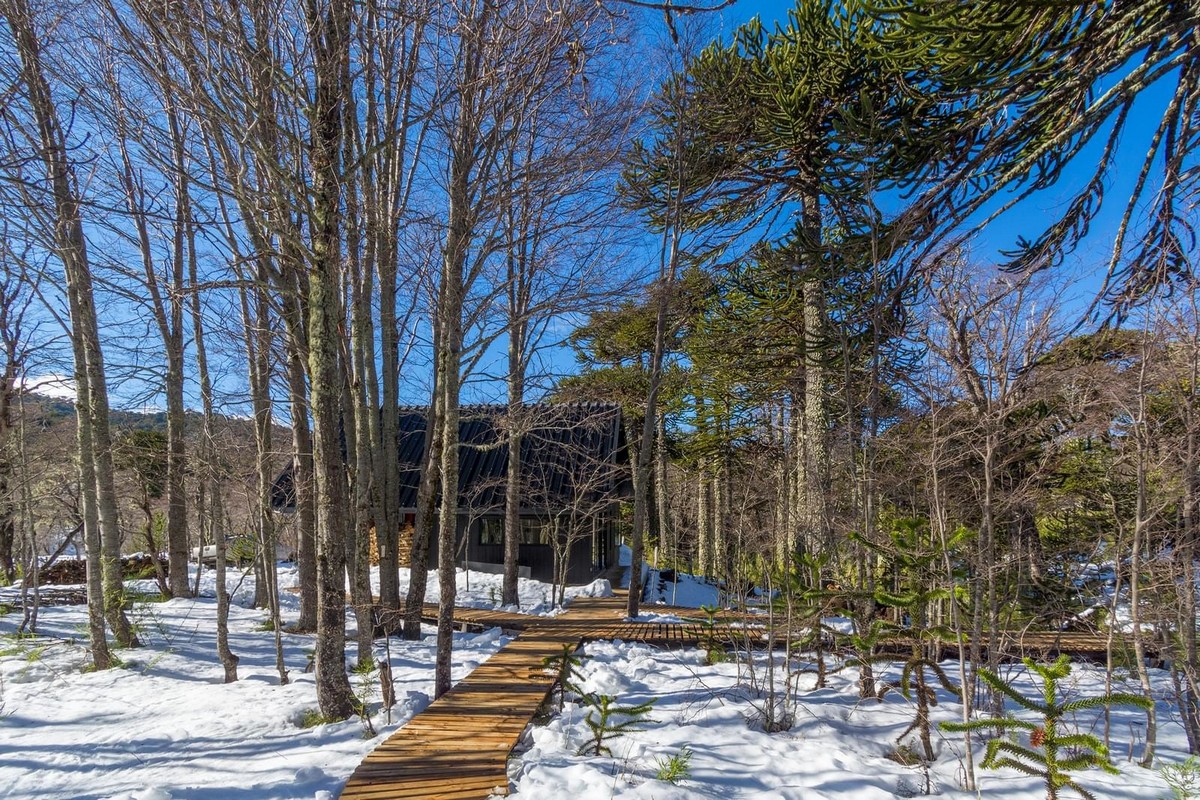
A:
[417,513,617,585]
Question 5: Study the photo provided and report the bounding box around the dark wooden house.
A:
[272,402,629,584]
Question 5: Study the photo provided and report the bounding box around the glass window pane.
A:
[478,518,503,545]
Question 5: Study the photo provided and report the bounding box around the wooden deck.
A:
[340,593,1142,799]
[340,592,695,800]
[340,628,578,799]
[416,601,742,646]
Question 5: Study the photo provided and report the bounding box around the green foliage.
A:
[867,1,1198,305]
[129,595,173,647]
[228,535,258,566]
[556,287,699,423]
[1160,756,1200,800]
[654,746,693,784]
[542,644,584,713]
[941,655,1152,800]
[298,708,335,729]
[697,604,728,665]
[115,429,169,500]
[83,653,124,672]
[842,516,966,747]
[351,658,378,736]
[128,590,169,604]
[578,693,656,757]
[886,742,926,767]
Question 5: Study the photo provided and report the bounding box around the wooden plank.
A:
[338,616,591,800]
[348,591,1138,800]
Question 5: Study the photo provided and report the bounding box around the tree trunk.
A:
[403,390,442,640]
[697,461,712,577]
[239,267,284,683]
[502,343,524,607]
[434,139,470,698]
[347,143,378,666]
[434,338,462,699]
[16,395,39,635]
[628,290,669,619]
[282,302,318,630]
[655,414,671,570]
[306,0,356,722]
[112,91,192,600]
[5,0,136,650]
[981,433,1001,717]
[1131,353,1157,767]
[799,199,829,556]
[0,352,15,583]
[195,310,238,682]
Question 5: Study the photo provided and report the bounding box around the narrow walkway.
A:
[338,596,1133,799]
[339,628,578,799]
[417,599,739,646]
[340,592,718,800]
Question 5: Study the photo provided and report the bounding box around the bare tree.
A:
[303,0,356,719]
[922,259,1064,716]
[1161,285,1200,751]
[491,21,636,605]
[527,407,626,607]
[429,0,613,697]
[1,0,138,659]
[95,41,193,598]
[0,255,35,583]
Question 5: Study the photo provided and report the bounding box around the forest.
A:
[0,0,1198,798]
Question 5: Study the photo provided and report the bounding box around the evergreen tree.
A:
[942,655,1152,800]
[868,1,1200,310]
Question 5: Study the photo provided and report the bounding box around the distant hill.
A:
[17,392,293,556]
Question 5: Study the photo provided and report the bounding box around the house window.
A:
[520,519,549,545]
[478,518,504,546]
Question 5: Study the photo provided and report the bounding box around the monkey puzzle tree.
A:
[629,2,965,576]
[943,655,1152,800]
[868,0,1200,311]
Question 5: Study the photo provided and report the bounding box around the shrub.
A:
[1161,755,1200,800]
[942,655,1151,800]
[654,747,692,783]
[698,605,727,665]
[542,643,584,713]
[299,709,334,729]
[578,693,656,757]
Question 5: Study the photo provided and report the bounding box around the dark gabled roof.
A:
[270,402,630,514]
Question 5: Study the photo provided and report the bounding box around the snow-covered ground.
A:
[0,561,1191,800]
[0,564,518,800]
[508,641,1184,800]
[643,567,721,609]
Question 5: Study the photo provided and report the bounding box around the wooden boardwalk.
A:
[417,602,736,646]
[340,594,1138,800]
[340,592,723,800]
[341,628,578,799]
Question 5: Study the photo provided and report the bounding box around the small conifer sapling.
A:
[942,655,1152,800]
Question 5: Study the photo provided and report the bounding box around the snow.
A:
[376,566,611,617]
[643,568,721,609]
[0,560,1191,800]
[0,565,514,800]
[505,640,1183,800]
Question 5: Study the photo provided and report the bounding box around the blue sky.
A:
[29,1,1182,412]
[715,2,1182,318]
